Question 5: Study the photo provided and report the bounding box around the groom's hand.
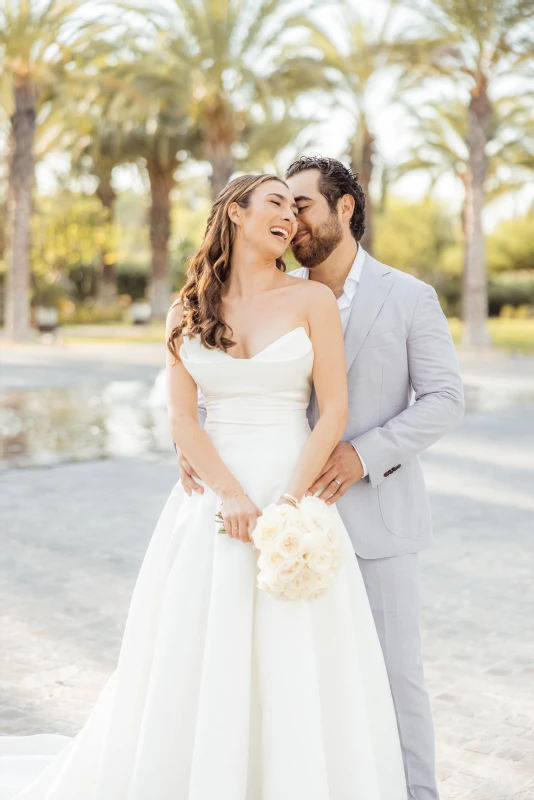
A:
[306,442,364,505]
[177,451,204,496]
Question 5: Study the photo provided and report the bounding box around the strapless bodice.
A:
[179,327,314,508]
[179,327,314,427]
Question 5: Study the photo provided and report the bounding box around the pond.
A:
[0,378,172,469]
[1,372,533,469]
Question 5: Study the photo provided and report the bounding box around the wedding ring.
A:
[333,478,342,487]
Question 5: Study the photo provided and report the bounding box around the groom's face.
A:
[286,169,343,269]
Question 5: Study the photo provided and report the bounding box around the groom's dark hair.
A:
[285,155,366,242]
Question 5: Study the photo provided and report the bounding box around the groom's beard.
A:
[290,214,343,269]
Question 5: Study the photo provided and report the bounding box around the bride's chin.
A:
[258,243,287,260]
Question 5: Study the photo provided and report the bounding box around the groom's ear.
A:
[339,193,355,223]
[228,201,242,226]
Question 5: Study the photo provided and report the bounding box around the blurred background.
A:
[1,0,534,347]
[1,2,533,799]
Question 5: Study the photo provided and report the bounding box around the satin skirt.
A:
[0,418,406,799]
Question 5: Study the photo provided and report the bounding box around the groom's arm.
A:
[351,283,464,489]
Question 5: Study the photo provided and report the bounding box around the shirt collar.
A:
[345,244,366,289]
[292,245,367,289]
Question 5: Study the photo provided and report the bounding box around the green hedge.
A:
[437,276,534,317]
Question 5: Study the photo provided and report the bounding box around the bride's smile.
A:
[227,180,298,263]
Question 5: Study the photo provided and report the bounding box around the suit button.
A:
[395,464,401,470]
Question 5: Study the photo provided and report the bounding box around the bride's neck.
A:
[226,245,278,299]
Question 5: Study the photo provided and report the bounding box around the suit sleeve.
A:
[197,387,207,428]
[350,283,464,489]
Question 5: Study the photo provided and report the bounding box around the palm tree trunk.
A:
[147,160,174,319]
[350,125,374,255]
[206,142,234,201]
[96,171,118,308]
[5,82,36,341]
[462,88,491,348]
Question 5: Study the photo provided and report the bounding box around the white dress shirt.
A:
[292,245,369,478]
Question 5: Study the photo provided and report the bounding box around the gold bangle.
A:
[281,492,299,508]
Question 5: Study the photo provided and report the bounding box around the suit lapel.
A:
[343,254,394,373]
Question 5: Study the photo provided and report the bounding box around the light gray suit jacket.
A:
[192,254,464,559]
[307,254,465,559]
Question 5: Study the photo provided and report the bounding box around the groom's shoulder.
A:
[369,256,434,299]
[288,266,308,280]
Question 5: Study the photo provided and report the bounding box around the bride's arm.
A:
[283,284,348,502]
[166,305,260,541]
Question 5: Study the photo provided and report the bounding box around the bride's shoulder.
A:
[166,300,185,330]
[167,298,183,318]
[166,301,188,346]
[283,274,337,309]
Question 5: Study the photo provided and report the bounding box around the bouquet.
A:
[252,496,345,601]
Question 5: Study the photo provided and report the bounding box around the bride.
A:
[0,174,406,799]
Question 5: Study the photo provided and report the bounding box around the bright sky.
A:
[30,0,534,231]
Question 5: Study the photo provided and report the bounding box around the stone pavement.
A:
[1,344,534,799]
[0,342,164,390]
[2,340,534,394]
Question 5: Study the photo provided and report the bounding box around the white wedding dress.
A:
[0,327,406,800]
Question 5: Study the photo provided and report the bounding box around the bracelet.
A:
[220,491,247,506]
[281,492,300,508]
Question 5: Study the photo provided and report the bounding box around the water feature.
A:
[1,373,533,469]
[0,380,172,469]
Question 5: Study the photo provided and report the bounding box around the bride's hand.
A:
[220,494,261,543]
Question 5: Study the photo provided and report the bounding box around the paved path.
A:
[2,340,534,394]
[1,344,533,799]
[0,343,165,390]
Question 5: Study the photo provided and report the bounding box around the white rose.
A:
[254,503,303,550]
[265,549,286,568]
[269,503,300,525]
[275,555,305,584]
[282,585,302,600]
[275,527,304,558]
[299,496,333,527]
[302,528,329,554]
[253,520,282,549]
[293,567,317,596]
[309,587,327,600]
[307,549,334,575]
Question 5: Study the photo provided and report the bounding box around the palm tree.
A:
[91,107,192,319]
[394,97,534,302]
[92,149,119,307]
[46,105,123,307]
[111,48,196,318]
[30,31,193,319]
[0,0,111,340]
[301,1,403,255]
[131,0,328,200]
[397,0,534,346]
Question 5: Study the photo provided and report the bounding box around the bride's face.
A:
[230,181,298,259]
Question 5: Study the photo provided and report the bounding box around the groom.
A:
[179,155,464,800]
[286,155,464,800]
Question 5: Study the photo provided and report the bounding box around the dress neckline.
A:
[221,326,309,362]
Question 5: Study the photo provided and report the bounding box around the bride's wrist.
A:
[279,492,300,508]
[218,485,246,502]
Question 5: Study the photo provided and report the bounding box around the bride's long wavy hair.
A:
[167,173,288,360]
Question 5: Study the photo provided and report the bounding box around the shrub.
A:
[58,302,125,325]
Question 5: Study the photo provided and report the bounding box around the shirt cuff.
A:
[349,442,368,478]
